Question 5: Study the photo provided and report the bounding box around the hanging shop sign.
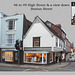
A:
[5,51,13,62]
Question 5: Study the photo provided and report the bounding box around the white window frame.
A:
[7,20,16,31]
[6,34,15,45]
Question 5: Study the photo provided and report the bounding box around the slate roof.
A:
[23,15,32,36]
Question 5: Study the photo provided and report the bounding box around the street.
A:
[0,62,74,71]
[56,62,75,71]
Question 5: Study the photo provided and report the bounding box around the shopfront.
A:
[23,51,48,64]
[5,51,13,62]
[1,49,18,63]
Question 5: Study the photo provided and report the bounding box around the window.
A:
[6,34,15,44]
[8,20,15,30]
[56,37,58,47]
[24,53,46,63]
[5,52,13,62]
[59,39,61,47]
[33,37,40,47]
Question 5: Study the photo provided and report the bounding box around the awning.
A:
[53,47,63,52]
[24,47,52,51]
[24,51,49,53]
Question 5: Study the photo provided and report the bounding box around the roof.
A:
[35,16,63,41]
[45,20,66,35]
[23,15,32,37]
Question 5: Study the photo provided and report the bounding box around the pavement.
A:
[0,62,70,71]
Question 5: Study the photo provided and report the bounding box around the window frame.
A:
[56,37,58,47]
[7,20,16,31]
[6,34,15,45]
[33,37,40,47]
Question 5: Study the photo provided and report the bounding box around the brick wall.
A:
[51,24,61,37]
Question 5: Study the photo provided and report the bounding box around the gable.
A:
[23,16,54,39]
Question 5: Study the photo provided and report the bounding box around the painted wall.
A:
[23,22,56,48]
[0,13,4,48]
[0,13,23,49]
[0,13,1,48]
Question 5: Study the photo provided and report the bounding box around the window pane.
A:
[8,20,15,30]
[56,37,58,47]
[33,37,40,47]
[8,34,12,39]
[7,39,12,44]
[7,34,15,44]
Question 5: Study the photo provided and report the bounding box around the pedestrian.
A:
[40,57,42,62]
[59,56,61,64]
[56,56,58,63]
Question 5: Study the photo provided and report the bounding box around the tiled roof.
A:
[37,16,63,41]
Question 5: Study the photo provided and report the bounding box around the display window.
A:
[24,53,46,63]
[5,51,13,62]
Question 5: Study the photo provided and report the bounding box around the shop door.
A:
[2,52,5,63]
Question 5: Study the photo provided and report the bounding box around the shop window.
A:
[5,52,13,62]
[33,37,40,47]
[24,53,46,63]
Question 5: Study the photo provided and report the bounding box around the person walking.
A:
[56,56,58,63]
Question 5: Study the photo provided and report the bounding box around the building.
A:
[45,21,66,61]
[23,16,65,64]
[0,12,32,63]
[65,38,72,61]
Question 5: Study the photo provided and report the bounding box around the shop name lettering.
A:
[14,3,70,10]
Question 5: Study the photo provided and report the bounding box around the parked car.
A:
[69,56,75,62]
